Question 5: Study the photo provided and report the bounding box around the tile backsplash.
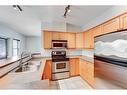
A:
[67,49,82,56]
[82,49,94,58]
[41,49,93,58]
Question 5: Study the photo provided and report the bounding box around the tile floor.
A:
[58,76,92,89]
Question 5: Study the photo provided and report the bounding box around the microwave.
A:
[52,40,67,49]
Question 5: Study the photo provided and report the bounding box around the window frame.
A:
[0,37,7,59]
[12,39,20,56]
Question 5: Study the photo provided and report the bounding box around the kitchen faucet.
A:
[19,52,26,68]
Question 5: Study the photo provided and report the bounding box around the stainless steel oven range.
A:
[52,51,69,80]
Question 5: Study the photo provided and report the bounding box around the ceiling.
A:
[0,5,113,36]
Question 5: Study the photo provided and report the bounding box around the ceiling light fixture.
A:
[64,5,71,18]
[13,5,23,12]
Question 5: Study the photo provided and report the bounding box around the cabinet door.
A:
[52,32,60,40]
[79,59,86,78]
[76,32,84,49]
[120,13,127,30]
[67,33,76,49]
[82,61,88,80]
[70,58,76,76]
[79,59,94,86]
[75,58,79,75]
[69,58,79,76]
[102,17,120,34]
[84,30,94,49]
[43,31,52,49]
[42,60,52,80]
[59,32,68,40]
[85,61,94,86]
[79,59,82,77]
[93,25,102,37]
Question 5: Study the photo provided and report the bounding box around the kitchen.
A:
[0,5,127,89]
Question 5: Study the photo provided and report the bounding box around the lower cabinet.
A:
[69,58,79,76]
[42,60,52,80]
[79,59,94,87]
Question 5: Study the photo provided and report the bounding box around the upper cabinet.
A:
[43,31,76,49]
[93,13,127,37]
[102,17,120,34]
[67,32,76,49]
[59,32,68,40]
[52,32,67,40]
[120,13,127,30]
[93,25,102,37]
[76,32,84,49]
[43,31,52,49]
[52,32,60,40]
[84,30,94,49]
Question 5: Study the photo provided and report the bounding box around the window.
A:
[13,39,20,56]
[0,37,7,59]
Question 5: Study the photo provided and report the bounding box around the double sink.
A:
[15,61,41,73]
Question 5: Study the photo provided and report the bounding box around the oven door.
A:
[52,61,69,73]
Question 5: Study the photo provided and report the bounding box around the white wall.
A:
[42,21,83,32]
[66,23,83,32]
[0,23,26,58]
[26,36,42,53]
[42,21,66,32]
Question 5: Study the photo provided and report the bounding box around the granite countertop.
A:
[67,55,94,63]
[0,56,29,68]
[0,55,93,89]
[1,80,50,89]
[0,57,47,89]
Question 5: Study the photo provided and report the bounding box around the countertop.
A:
[0,56,29,68]
[0,57,47,89]
[41,55,94,63]
[67,55,94,63]
[0,55,93,89]
[0,80,50,89]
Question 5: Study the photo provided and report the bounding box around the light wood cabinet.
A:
[93,25,102,37]
[43,31,52,49]
[42,60,52,80]
[120,13,127,30]
[85,61,94,86]
[69,58,79,76]
[59,32,68,40]
[52,32,60,40]
[67,33,76,49]
[102,17,120,34]
[84,30,94,49]
[76,32,84,49]
[79,59,94,86]
[52,32,67,40]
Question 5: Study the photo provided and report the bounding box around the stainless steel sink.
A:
[15,67,23,72]
[15,62,40,73]
[15,63,30,72]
